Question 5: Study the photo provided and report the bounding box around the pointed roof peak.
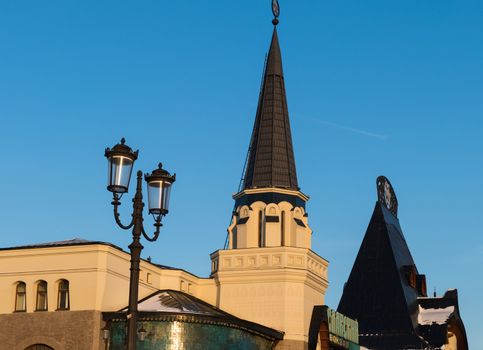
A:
[265,27,283,76]
[242,25,299,191]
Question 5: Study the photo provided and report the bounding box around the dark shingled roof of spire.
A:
[243,27,299,191]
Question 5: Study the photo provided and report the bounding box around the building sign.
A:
[327,307,359,346]
[309,306,359,350]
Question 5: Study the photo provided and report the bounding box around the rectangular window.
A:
[281,211,285,246]
[258,211,265,247]
[232,230,237,249]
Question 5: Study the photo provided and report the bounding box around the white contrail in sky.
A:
[309,118,389,141]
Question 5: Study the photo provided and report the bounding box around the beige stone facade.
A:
[211,246,328,341]
[0,242,217,349]
[0,242,216,315]
[209,187,329,349]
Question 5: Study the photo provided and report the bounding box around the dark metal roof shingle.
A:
[243,28,298,191]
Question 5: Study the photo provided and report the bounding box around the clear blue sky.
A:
[1,0,481,347]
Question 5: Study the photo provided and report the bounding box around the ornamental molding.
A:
[210,247,328,289]
[232,187,309,202]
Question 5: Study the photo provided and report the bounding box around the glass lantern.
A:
[145,163,176,216]
[138,325,147,341]
[104,138,138,193]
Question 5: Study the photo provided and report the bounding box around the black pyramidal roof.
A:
[337,201,427,349]
[243,27,299,191]
[337,177,468,349]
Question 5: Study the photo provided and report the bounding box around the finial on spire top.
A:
[272,0,280,26]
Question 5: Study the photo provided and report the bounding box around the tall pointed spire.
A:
[218,8,328,346]
[243,20,299,191]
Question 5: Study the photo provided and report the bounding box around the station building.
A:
[0,7,466,350]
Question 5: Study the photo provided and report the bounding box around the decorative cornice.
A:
[210,247,328,292]
[233,187,309,202]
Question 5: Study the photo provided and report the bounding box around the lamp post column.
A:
[127,171,144,350]
[105,139,176,350]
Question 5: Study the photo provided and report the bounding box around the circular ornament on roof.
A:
[377,176,398,217]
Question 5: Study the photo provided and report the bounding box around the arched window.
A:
[25,344,54,350]
[15,282,26,312]
[57,279,69,310]
[36,281,48,311]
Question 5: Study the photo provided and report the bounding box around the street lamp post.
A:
[104,138,176,350]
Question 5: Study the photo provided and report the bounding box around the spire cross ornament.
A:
[272,0,280,25]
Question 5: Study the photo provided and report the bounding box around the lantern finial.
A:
[271,0,280,26]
